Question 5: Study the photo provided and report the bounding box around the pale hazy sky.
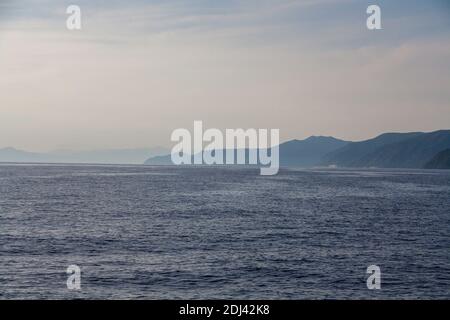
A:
[1,0,449,151]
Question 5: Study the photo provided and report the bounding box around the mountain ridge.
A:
[144,136,349,166]
[144,130,450,169]
[3,130,450,169]
[322,130,450,168]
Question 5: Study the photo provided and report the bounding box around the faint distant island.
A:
[144,129,450,170]
[0,147,168,165]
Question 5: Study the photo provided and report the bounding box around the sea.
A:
[0,164,449,299]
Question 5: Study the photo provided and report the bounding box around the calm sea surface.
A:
[0,164,449,299]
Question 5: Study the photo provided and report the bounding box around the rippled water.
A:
[0,164,449,299]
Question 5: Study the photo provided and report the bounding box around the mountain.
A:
[322,130,450,168]
[279,136,349,167]
[143,154,174,165]
[424,149,450,169]
[5,130,450,168]
[0,147,169,164]
[144,136,349,167]
[321,132,423,167]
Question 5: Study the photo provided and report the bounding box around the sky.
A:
[0,0,449,151]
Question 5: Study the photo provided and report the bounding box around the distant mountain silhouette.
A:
[0,147,168,164]
[424,149,450,169]
[321,132,423,167]
[322,130,450,168]
[4,130,450,169]
[279,136,348,166]
[144,136,349,167]
[144,154,174,165]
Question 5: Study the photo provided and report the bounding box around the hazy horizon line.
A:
[2,127,449,153]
